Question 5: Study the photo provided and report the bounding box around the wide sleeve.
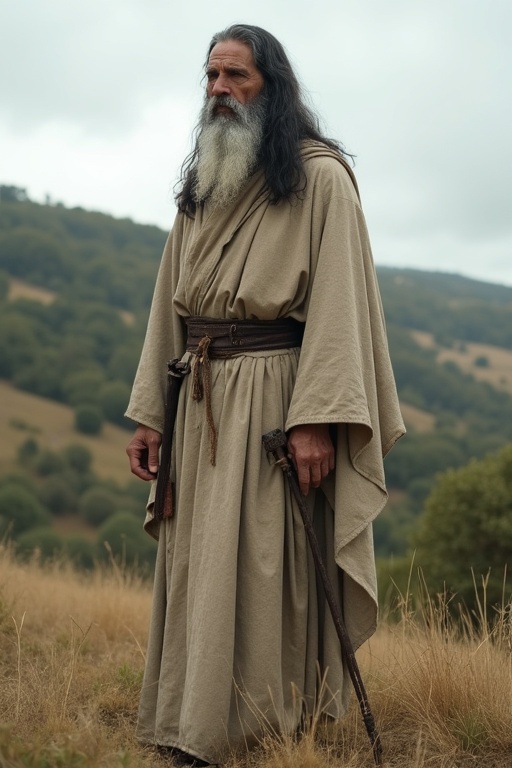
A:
[285,167,405,643]
[125,216,187,433]
[285,186,404,465]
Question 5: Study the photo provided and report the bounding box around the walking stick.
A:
[262,428,383,766]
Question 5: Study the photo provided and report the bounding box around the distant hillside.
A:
[378,267,512,347]
[0,379,130,483]
[0,186,165,314]
[1,185,512,556]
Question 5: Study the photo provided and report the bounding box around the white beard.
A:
[194,95,266,209]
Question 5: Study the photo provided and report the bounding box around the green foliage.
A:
[106,345,141,385]
[78,486,117,526]
[414,443,512,610]
[65,535,96,569]
[0,269,9,299]
[3,194,512,572]
[34,449,67,477]
[0,310,38,377]
[17,437,40,464]
[116,662,144,692]
[0,197,164,312]
[379,267,512,347]
[63,369,105,406]
[98,380,131,427]
[0,484,50,538]
[0,472,38,496]
[97,512,155,567]
[0,229,70,285]
[39,476,79,516]
[74,404,103,435]
[0,184,28,202]
[20,442,95,498]
[125,478,152,509]
[16,526,64,561]
[14,348,66,399]
[0,435,147,571]
[385,432,466,489]
[62,443,93,473]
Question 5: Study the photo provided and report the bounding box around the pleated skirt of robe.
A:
[136,349,349,764]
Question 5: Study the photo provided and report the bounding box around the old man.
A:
[126,23,404,767]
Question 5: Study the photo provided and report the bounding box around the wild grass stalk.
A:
[12,611,25,723]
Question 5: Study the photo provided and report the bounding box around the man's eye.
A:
[206,71,218,81]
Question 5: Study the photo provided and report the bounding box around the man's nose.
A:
[211,75,231,96]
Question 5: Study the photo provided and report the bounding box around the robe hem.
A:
[136,735,218,766]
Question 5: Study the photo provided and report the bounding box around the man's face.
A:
[206,40,264,112]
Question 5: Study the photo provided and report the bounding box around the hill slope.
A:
[0,379,130,483]
[1,187,512,555]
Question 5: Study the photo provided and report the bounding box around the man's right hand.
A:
[126,425,162,481]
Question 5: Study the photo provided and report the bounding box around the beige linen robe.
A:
[126,142,405,764]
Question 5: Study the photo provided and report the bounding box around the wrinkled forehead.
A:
[207,39,259,71]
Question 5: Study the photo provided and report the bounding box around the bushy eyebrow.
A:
[206,63,251,77]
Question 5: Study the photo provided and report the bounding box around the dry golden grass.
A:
[1,547,512,767]
[0,379,131,483]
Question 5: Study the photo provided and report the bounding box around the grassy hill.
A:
[2,188,512,558]
[412,330,512,396]
[0,379,130,484]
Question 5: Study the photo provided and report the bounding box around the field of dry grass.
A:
[1,546,511,768]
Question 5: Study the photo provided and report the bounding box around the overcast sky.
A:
[1,0,511,286]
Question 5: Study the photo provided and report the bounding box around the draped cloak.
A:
[125,142,405,764]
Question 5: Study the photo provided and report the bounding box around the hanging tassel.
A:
[191,335,218,466]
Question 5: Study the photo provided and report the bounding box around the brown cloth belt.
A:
[186,316,304,465]
[185,316,304,356]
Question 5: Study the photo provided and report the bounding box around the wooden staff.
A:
[262,428,383,766]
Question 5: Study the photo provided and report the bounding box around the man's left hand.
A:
[287,423,335,496]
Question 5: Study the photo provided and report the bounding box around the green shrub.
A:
[97,512,155,567]
[34,449,66,477]
[65,535,96,569]
[414,443,512,611]
[17,437,40,464]
[40,476,79,516]
[79,486,117,526]
[74,404,103,435]
[99,380,131,427]
[63,369,105,406]
[63,443,93,473]
[16,527,64,561]
[0,484,50,538]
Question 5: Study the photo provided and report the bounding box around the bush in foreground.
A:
[414,443,512,611]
